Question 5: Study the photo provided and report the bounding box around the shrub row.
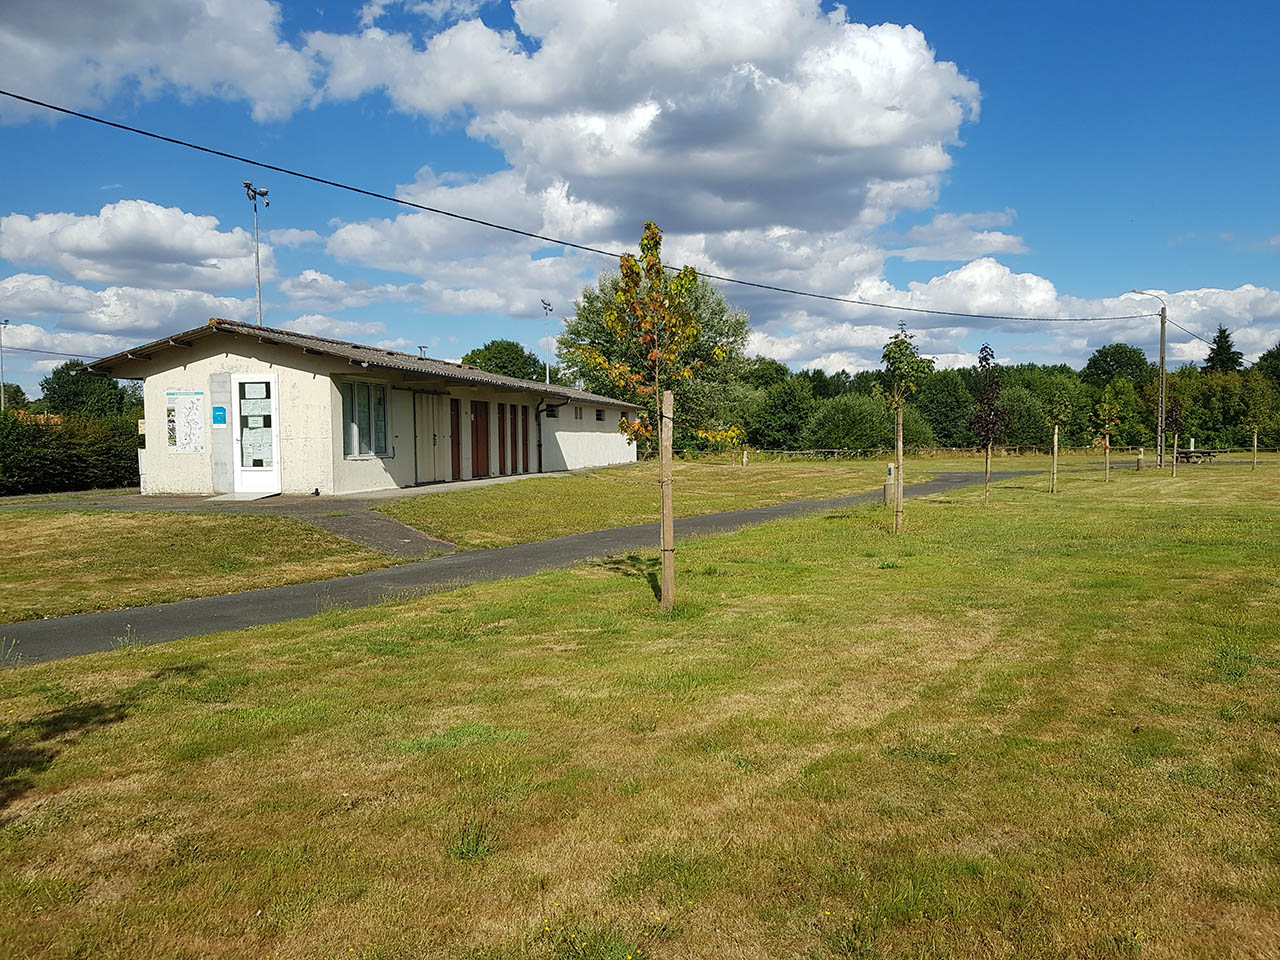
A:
[0,412,141,496]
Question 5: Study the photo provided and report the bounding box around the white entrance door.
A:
[232,374,281,494]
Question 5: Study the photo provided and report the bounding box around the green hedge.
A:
[0,412,141,496]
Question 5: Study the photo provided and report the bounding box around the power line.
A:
[4,345,98,360]
[1167,317,1214,347]
[0,88,1160,326]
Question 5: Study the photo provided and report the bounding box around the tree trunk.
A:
[1051,424,1059,494]
[984,441,992,505]
[1104,433,1110,483]
[1254,428,1258,470]
[660,390,675,612]
[894,405,903,533]
[1172,433,1178,479]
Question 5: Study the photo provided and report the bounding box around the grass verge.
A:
[2,463,1276,957]
[378,452,1061,549]
[0,511,398,621]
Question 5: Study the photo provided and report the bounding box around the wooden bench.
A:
[1175,449,1216,464]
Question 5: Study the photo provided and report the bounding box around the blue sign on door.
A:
[211,405,227,426]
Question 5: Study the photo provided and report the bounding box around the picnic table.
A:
[1175,449,1216,464]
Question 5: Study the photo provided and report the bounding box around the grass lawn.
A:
[0,511,398,622]
[378,452,1062,549]
[3,463,1277,958]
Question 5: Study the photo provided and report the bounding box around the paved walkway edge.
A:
[2,470,1028,664]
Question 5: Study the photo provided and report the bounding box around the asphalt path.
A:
[2,470,1033,664]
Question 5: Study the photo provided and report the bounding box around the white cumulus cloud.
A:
[0,200,271,292]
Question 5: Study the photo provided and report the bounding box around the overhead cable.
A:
[3,344,99,360]
[0,88,1168,327]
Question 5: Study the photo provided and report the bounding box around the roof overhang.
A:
[85,317,642,409]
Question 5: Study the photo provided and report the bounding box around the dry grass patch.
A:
[2,464,1279,958]
[0,510,398,621]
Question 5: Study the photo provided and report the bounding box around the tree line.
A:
[490,270,1280,454]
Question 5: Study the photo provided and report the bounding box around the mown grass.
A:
[378,451,1063,549]
[0,511,398,622]
[2,463,1277,958]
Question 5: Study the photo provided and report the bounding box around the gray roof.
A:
[87,317,641,409]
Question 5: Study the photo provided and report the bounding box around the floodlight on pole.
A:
[1132,289,1169,468]
[243,180,269,326]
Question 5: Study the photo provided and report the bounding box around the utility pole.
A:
[243,180,269,326]
[541,299,552,383]
[0,319,8,413]
[1133,290,1168,468]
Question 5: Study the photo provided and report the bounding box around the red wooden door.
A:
[510,404,518,473]
[497,403,507,475]
[450,398,461,480]
[472,401,490,477]
[522,405,530,473]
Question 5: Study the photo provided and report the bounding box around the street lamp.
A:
[242,180,269,326]
[0,319,8,414]
[1132,290,1168,468]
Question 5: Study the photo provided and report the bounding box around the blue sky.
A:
[1,0,1277,394]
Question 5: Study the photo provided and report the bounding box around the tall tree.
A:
[1202,325,1244,375]
[1255,341,1280,386]
[877,322,934,532]
[999,385,1048,448]
[916,369,975,447]
[970,344,1009,505]
[39,361,142,417]
[743,355,790,390]
[462,339,555,383]
[746,378,816,450]
[1082,343,1153,389]
[2,383,28,410]
[802,393,934,450]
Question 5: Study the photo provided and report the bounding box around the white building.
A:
[88,318,639,497]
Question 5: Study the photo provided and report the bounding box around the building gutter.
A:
[535,397,571,473]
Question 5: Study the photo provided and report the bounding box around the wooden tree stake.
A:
[984,441,992,505]
[1051,423,1059,493]
[660,389,675,612]
[894,405,904,533]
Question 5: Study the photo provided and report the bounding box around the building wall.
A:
[541,401,636,471]
[129,330,636,495]
[139,336,336,495]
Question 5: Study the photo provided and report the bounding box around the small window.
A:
[595,408,605,421]
[545,405,559,418]
[341,381,388,457]
[574,406,583,420]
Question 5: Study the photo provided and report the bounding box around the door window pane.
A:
[373,385,388,456]
[342,380,390,458]
[239,381,273,468]
[357,382,372,455]
[341,382,354,457]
